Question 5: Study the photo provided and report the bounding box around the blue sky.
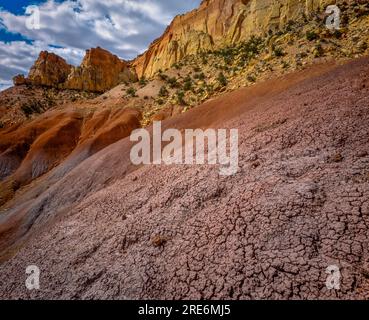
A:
[0,0,201,91]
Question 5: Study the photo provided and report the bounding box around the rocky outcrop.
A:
[64,47,137,93]
[14,47,137,93]
[12,75,29,86]
[133,0,336,77]
[27,51,72,87]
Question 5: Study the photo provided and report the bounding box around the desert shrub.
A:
[333,29,343,39]
[172,63,182,70]
[247,75,256,83]
[167,77,179,88]
[0,121,4,129]
[206,84,214,95]
[159,73,168,81]
[359,42,368,52]
[176,90,186,105]
[313,44,324,57]
[139,76,148,87]
[126,87,136,97]
[241,36,263,58]
[194,72,205,80]
[273,46,285,57]
[183,76,193,91]
[282,60,290,69]
[285,20,295,32]
[216,46,237,63]
[21,100,43,117]
[159,86,169,97]
[238,60,246,68]
[306,30,318,41]
[156,98,164,105]
[217,72,227,87]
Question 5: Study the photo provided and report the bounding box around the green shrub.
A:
[159,86,169,97]
[217,72,227,87]
[282,61,290,69]
[172,63,182,70]
[194,72,205,80]
[159,73,168,81]
[183,78,193,91]
[176,90,186,105]
[126,87,136,97]
[313,44,324,57]
[167,77,179,88]
[247,75,256,83]
[139,76,148,87]
[306,30,318,41]
[273,46,285,57]
[20,100,43,117]
[333,29,343,39]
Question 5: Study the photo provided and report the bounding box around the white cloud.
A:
[0,0,201,86]
[0,80,12,92]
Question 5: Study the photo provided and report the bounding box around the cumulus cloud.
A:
[0,0,200,90]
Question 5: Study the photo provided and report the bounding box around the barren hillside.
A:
[0,57,368,299]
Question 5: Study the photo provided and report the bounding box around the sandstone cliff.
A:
[64,47,137,92]
[27,51,72,87]
[133,0,336,77]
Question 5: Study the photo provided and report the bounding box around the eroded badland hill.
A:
[0,0,369,299]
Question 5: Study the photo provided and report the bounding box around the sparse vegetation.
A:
[273,46,285,57]
[159,73,168,81]
[194,72,205,80]
[139,76,148,87]
[176,90,186,105]
[217,72,227,87]
[167,77,179,88]
[20,100,43,117]
[247,75,256,83]
[183,76,193,91]
[306,30,318,41]
[159,86,169,97]
[126,87,137,97]
[313,44,324,57]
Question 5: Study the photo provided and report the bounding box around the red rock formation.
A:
[12,75,29,86]
[64,47,137,92]
[27,51,72,87]
[15,47,137,93]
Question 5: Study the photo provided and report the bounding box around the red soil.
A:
[0,58,369,299]
[0,107,141,207]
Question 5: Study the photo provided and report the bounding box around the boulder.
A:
[12,74,29,86]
